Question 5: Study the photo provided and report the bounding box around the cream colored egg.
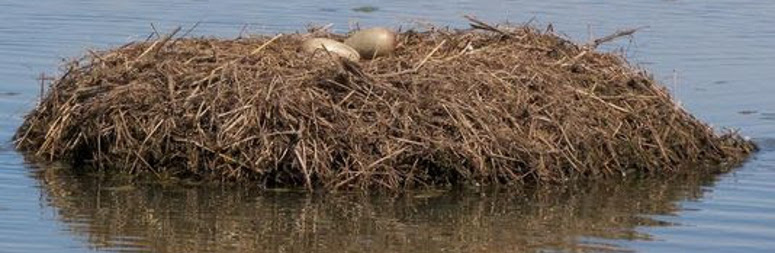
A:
[344,27,397,59]
[301,38,361,61]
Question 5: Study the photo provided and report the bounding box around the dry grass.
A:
[15,21,756,190]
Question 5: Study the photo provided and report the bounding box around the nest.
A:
[15,22,756,190]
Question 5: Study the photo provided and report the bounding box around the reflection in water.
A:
[38,165,718,252]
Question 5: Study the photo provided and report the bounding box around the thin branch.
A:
[464,15,511,38]
[587,26,648,49]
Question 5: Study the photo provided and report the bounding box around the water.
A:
[1,1,774,252]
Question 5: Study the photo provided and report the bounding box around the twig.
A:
[464,15,511,38]
[37,73,50,105]
[156,26,182,49]
[250,33,283,55]
[415,40,446,70]
[308,23,334,33]
[179,21,201,39]
[377,40,446,77]
[587,26,647,49]
[149,23,161,39]
[205,33,283,73]
[366,147,408,169]
[522,16,537,27]
[136,26,182,60]
[573,88,631,113]
[237,24,250,39]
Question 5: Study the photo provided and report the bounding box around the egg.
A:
[301,38,361,61]
[344,27,397,59]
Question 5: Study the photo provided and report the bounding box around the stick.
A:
[377,40,446,77]
[250,33,283,55]
[204,33,282,73]
[573,89,631,113]
[464,15,511,38]
[150,23,161,39]
[587,26,647,49]
[237,23,250,39]
[136,26,182,60]
[179,21,201,39]
[38,73,45,105]
[156,26,182,49]
[414,39,446,70]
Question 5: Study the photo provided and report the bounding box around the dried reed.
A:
[15,21,756,190]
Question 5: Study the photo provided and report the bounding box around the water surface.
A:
[1,1,774,252]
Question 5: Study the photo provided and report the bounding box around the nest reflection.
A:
[37,165,719,253]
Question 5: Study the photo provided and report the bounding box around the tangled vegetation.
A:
[15,20,756,190]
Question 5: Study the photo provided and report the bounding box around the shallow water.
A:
[1,1,774,252]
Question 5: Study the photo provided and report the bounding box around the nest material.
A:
[15,24,756,190]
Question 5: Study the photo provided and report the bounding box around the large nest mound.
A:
[15,23,755,190]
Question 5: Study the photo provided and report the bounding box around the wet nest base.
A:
[15,23,756,190]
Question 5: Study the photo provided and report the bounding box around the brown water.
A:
[2,1,775,252]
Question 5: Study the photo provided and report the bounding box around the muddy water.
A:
[1,1,774,252]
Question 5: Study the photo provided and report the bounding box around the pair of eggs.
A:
[302,27,397,61]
